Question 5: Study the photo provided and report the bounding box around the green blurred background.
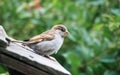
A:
[0,0,120,75]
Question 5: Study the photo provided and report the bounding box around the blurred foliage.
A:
[0,0,120,75]
[0,64,9,75]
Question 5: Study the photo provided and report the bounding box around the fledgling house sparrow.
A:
[18,25,68,57]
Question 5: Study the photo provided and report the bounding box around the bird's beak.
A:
[64,31,69,35]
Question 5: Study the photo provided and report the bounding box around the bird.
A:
[8,24,69,58]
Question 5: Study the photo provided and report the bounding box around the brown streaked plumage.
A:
[27,30,55,44]
[24,25,68,45]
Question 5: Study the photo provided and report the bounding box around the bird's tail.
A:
[6,37,29,44]
[6,37,36,45]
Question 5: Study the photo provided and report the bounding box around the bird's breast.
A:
[51,34,64,51]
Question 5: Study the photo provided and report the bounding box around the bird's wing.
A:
[24,30,55,45]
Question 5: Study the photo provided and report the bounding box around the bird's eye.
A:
[60,27,66,32]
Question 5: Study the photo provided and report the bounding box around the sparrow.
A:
[10,25,69,57]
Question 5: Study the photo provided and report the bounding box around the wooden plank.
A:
[0,54,50,75]
[0,25,8,47]
[8,68,26,75]
[0,42,70,75]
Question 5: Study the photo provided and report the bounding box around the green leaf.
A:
[111,9,120,16]
[0,65,7,73]
[18,11,32,19]
[63,52,81,75]
[104,70,118,75]
[99,56,116,63]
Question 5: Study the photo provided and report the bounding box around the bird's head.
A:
[52,24,69,37]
